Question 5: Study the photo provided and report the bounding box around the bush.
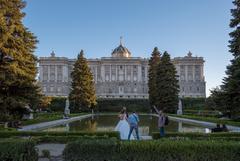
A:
[63,138,119,161]
[152,132,240,140]
[63,139,240,161]
[182,97,206,109]
[97,98,151,112]
[47,97,66,112]
[120,140,240,161]
[0,139,38,161]
[33,135,112,144]
[41,149,50,159]
[0,131,120,139]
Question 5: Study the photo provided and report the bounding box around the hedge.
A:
[63,139,240,161]
[47,97,66,112]
[181,97,206,109]
[0,139,38,161]
[33,135,115,144]
[152,132,240,140]
[63,138,119,161]
[97,98,151,112]
[0,131,120,139]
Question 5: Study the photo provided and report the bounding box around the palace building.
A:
[38,42,206,98]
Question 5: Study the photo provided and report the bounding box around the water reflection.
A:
[43,115,210,135]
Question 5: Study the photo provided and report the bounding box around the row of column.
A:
[97,64,148,82]
[40,65,68,82]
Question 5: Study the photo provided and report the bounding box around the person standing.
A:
[153,106,166,137]
[128,111,140,140]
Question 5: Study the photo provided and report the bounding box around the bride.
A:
[115,107,134,140]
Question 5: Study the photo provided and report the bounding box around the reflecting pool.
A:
[43,115,210,136]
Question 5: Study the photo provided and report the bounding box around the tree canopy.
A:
[69,50,97,111]
[0,0,41,120]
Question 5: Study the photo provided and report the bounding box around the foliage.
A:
[206,87,228,112]
[156,52,179,113]
[0,139,38,161]
[209,0,240,118]
[0,0,42,120]
[152,132,240,140]
[69,50,97,111]
[38,96,53,110]
[63,139,240,161]
[169,114,240,127]
[120,140,240,161]
[181,97,206,109]
[183,109,220,117]
[148,47,161,107]
[0,131,120,139]
[21,112,64,125]
[63,138,119,161]
[33,135,112,144]
[41,149,50,159]
[47,97,66,112]
[97,98,151,112]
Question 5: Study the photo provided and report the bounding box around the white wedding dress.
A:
[115,114,134,140]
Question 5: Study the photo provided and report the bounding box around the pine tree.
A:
[0,0,41,120]
[221,0,240,118]
[148,47,161,107]
[155,51,179,113]
[69,50,97,111]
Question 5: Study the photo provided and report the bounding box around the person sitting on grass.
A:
[211,124,222,132]
[221,124,229,132]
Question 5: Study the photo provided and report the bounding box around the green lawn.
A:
[169,114,240,127]
[22,112,88,126]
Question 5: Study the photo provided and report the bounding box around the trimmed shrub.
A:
[120,140,240,161]
[0,131,120,139]
[152,132,240,140]
[182,97,206,109]
[97,98,151,112]
[63,138,119,161]
[63,139,240,161]
[33,135,111,144]
[48,97,66,112]
[0,139,38,161]
[41,149,50,159]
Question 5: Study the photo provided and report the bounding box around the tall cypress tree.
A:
[0,0,41,120]
[221,0,240,118]
[69,50,97,111]
[156,51,179,113]
[148,47,161,107]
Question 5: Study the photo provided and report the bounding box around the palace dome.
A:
[111,38,131,58]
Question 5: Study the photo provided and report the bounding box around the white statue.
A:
[177,99,183,115]
[64,98,70,116]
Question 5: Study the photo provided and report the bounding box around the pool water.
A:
[43,115,210,136]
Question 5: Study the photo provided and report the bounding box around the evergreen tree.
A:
[0,0,41,120]
[221,0,240,118]
[69,50,97,111]
[148,47,161,107]
[155,51,179,113]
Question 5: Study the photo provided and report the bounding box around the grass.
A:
[169,114,240,127]
[21,112,88,126]
[0,125,16,131]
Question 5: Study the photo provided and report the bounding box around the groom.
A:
[128,111,140,140]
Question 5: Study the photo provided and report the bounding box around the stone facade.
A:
[38,44,206,98]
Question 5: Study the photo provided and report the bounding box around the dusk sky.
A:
[23,0,234,96]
